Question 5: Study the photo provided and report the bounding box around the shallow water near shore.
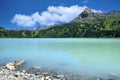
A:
[0,38,120,77]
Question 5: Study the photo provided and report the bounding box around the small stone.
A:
[14,74,18,77]
[39,77,45,80]
[35,72,41,75]
[57,74,65,78]
[22,70,26,73]
[45,76,51,79]
[96,78,103,80]
[107,78,114,80]
[26,73,31,76]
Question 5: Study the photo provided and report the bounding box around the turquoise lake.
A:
[0,38,120,76]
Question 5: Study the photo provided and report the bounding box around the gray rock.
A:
[107,78,114,80]
[5,59,24,70]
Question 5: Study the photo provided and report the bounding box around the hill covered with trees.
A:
[0,8,120,38]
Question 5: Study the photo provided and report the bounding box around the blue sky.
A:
[0,0,120,30]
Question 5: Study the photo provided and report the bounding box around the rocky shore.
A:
[0,60,118,80]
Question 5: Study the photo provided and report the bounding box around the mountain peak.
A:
[79,8,92,18]
[83,8,92,14]
[70,8,105,23]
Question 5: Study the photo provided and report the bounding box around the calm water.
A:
[0,38,120,76]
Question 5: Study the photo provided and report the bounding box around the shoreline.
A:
[0,59,118,80]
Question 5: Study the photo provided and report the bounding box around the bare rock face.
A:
[79,8,93,19]
[83,8,92,14]
[5,59,24,70]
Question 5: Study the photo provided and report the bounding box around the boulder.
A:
[5,59,24,70]
[5,62,15,70]
[14,59,24,68]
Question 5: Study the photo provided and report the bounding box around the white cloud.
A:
[11,5,102,27]
[12,14,36,27]
[91,9,102,13]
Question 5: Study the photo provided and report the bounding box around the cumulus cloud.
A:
[12,14,36,27]
[11,5,102,27]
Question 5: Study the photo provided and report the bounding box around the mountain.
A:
[35,8,120,38]
[71,8,105,24]
[0,8,120,38]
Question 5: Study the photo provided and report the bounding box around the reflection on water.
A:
[0,38,120,76]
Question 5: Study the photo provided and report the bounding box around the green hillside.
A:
[0,8,120,38]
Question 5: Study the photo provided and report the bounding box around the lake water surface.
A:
[0,38,120,77]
